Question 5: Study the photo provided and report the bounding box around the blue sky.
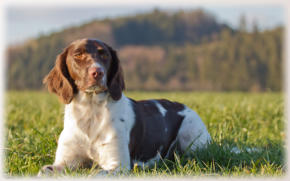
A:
[6,4,284,45]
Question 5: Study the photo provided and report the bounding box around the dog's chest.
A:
[71,101,113,140]
[73,104,94,133]
[63,94,135,162]
[67,101,122,162]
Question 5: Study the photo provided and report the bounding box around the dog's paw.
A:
[37,165,59,177]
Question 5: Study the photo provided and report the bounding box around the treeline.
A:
[120,28,282,91]
[112,9,230,46]
[7,9,283,91]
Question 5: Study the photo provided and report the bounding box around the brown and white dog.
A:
[39,38,211,175]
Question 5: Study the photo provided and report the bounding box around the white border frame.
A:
[0,0,288,181]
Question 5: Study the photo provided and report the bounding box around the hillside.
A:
[7,9,282,91]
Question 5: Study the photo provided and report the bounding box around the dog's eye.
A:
[74,52,84,59]
[98,49,108,59]
[100,54,109,60]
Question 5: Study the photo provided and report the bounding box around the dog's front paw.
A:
[37,165,61,177]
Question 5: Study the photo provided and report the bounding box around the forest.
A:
[7,9,283,91]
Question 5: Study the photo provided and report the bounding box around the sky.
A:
[5,4,284,45]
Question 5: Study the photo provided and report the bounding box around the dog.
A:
[39,38,211,175]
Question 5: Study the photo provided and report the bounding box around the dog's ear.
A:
[43,48,75,104]
[106,45,125,101]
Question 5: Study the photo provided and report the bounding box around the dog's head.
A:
[43,39,125,104]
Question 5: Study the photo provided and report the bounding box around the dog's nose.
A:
[88,67,104,79]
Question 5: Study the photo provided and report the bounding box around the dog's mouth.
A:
[85,84,107,94]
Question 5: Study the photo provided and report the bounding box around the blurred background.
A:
[6,4,284,92]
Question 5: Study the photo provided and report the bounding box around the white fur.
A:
[153,101,167,117]
[177,106,211,152]
[40,94,211,175]
[52,92,135,172]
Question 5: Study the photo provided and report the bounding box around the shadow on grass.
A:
[134,138,285,176]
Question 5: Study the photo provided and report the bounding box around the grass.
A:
[4,91,285,177]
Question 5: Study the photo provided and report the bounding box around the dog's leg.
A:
[38,130,90,176]
[177,107,211,153]
[92,137,131,175]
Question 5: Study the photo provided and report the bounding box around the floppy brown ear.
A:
[43,48,75,104]
[106,45,125,101]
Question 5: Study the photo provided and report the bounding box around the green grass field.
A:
[4,91,285,177]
